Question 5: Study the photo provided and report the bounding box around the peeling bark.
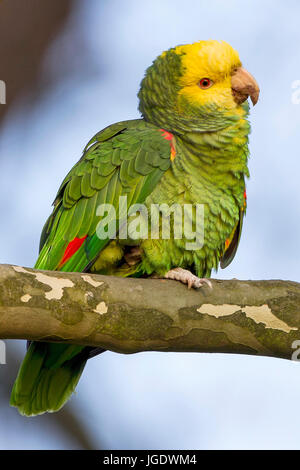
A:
[0,264,299,361]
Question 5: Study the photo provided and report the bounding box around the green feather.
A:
[10,342,86,416]
[11,39,252,416]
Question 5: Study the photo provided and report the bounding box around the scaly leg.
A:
[163,267,212,289]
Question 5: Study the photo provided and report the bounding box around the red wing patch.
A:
[59,235,87,268]
[160,129,176,161]
[243,189,247,210]
[225,238,230,249]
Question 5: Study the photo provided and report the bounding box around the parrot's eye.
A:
[198,78,214,89]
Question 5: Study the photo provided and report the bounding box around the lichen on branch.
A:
[0,264,299,361]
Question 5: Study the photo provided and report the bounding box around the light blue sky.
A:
[0,0,299,449]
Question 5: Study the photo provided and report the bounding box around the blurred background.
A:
[0,0,299,450]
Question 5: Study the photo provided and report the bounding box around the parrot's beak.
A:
[231,67,260,106]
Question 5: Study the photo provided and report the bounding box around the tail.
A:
[10,342,87,416]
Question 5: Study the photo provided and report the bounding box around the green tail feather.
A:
[10,342,87,416]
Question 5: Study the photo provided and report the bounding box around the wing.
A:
[35,119,172,272]
[220,190,246,269]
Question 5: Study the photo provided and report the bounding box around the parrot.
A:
[10,40,259,416]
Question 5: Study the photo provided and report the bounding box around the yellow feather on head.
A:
[172,40,242,110]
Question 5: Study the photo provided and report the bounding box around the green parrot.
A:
[10,40,259,416]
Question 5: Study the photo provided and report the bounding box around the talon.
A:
[202,279,213,289]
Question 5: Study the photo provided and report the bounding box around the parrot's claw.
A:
[163,268,212,289]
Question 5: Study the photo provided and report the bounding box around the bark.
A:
[0,264,299,361]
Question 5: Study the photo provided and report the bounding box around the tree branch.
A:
[0,264,299,360]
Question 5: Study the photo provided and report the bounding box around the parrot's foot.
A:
[163,268,212,289]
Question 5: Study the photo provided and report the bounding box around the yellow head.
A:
[138,40,259,132]
[175,40,242,109]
